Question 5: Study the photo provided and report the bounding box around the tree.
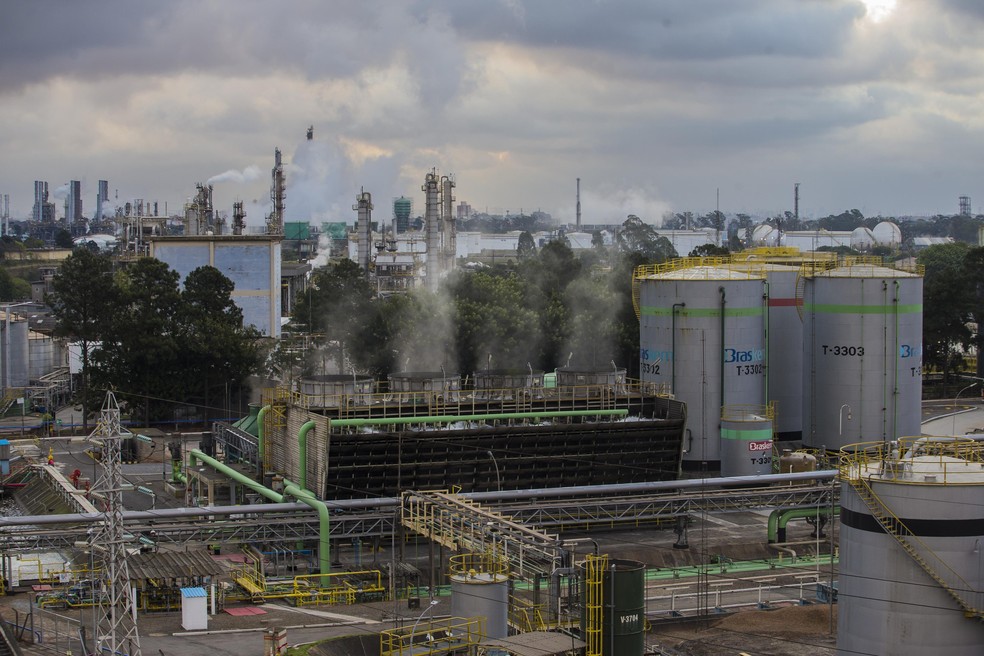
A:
[49,249,118,431]
[516,231,537,260]
[54,229,74,249]
[180,266,260,420]
[689,244,729,257]
[918,242,973,384]
[616,216,678,263]
[964,247,984,380]
[0,268,29,301]
[291,259,375,369]
[92,258,183,422]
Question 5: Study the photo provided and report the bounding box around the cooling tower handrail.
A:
[328,409,629,428]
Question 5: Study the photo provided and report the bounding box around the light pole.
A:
[952,382,979,436]
[487,450,501,492]
[409,599,439,648]
[838,404,852,437]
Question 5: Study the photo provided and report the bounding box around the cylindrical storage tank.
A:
[733,262,804,442]
[296,375,374,408]
[838,440,984,655]
[1,314,30,389]
[388,371,460,403]
[472,368,544,400]
[448,554,509,639]
[801,263,923,450]
[29,331,56,381]
[720,405,773,477]
[579,558,646,656]
[778,450,817,474]
[555,366,627,396]
[637,265,767,465]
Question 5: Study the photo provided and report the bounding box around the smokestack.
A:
[576,178,581,230]
[794,182,800,223]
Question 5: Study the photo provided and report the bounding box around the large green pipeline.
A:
[330,409,628,428]
[256,404,271,474]
[768,506,834,543]
[298,420,316,491]
[189,449,331,577]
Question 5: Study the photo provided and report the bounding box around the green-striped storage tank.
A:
[580,559,646,656]
[720,405,773,477]
[801,262,923,450]
[637,262,767,465]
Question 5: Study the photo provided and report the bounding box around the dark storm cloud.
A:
[427,0,863,61]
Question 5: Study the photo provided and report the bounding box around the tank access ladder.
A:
[847,476,982,621]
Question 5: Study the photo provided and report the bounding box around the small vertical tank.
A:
[449,554,510,639]
[579,558,646,656]
[720,405,774,477]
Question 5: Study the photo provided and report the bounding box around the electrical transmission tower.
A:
[88,391,142,656]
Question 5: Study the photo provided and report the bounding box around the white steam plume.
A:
[561,184,671,227]
[207,165,261,185]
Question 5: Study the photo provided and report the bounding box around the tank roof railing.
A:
[798,257,924,278]
[839,437,984,485]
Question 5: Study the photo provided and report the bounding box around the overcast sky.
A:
[1,0,982,227]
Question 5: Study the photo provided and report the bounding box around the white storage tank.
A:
[1,312,30,389]
[449,554,509,639]
[838,438,984,655]
[29,331,56,381]
[801,262,923,450]
[637,263,767,465]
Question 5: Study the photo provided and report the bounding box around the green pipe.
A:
[284,483,330,583]
[190,449,283,503]
[257,404,271,475]
[330,409,628,428]
[188,449,332,578]
[767,506,834,543]
[298,420,316,491]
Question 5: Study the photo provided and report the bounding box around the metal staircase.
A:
[848,477,982,620]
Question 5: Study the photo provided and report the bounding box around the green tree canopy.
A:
[49,248,118,429]
[919,242,973,382]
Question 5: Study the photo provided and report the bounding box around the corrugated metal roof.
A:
[180,587,207,598]
[128,550,225,581]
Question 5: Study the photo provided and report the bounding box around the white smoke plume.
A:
[52,183,70,200]
[561,184,671,226]
[207,165,261,185]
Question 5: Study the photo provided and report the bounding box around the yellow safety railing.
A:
[380,617,484,656]
[839,437,984,485]
[584,554,608,656]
